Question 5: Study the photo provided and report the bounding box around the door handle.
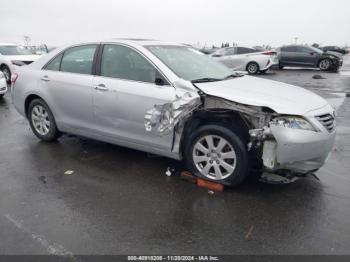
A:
[40,75,50,82]
[94,84,109,91]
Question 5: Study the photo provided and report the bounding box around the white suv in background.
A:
[0,43,42,83]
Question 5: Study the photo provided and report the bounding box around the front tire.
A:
[184,125,249,187]
[28,99,61,141]
[319,59,331,71]
[246,62,259,75]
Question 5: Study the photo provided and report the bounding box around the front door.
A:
[92,44,176,151]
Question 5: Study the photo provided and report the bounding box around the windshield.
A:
[146,45,234,81]
[309,46,324,54]
[0,45,33,55]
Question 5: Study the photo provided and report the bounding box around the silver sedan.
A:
[12,39,336,187]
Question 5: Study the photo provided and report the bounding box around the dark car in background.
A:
[321,46,348,55]
[277,45,343,72]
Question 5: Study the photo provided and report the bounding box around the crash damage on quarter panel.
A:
[144,75,336,184]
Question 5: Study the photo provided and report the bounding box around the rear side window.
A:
[45,54,62,71]
[60,45,97,75]
[297,46,311,53]
[100,44,157,83]
[281,46,297,52]
[223,48,236,56]
[236,47,256,54]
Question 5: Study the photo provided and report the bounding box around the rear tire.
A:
[0,65,11,83]
[246,62,259,75]
[28,99,61,141]
[184,125,249,187]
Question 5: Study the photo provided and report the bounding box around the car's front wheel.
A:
[185,125,249,187]
[319,59,331,71]
[246,62,259,75]
[28,98,61,141]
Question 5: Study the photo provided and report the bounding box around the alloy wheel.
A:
[192,135,237,180]
[319,59,330,70]
[31,105,51,136]
[247,63,258,74]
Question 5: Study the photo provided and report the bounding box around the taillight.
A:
[11,73,18,85]
[262,51,277,56]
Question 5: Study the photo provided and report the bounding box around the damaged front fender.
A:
[144,89,201,136]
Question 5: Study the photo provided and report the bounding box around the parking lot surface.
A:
[0,56,350,255]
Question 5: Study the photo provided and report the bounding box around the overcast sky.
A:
[0,0,349,48]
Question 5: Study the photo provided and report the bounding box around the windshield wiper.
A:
[223,72,244,80]
[191,77,222,83]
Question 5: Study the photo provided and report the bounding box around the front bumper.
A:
[262,104,336,174]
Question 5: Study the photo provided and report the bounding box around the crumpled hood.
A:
[1,54,41,62]
[195,76,329,115]
[325,51,342,59]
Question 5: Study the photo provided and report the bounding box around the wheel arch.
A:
[24,94,45,118]
[178,109,251,156]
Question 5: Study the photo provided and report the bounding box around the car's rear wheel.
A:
[28,98,61,141]
[184,125,249,187]
[246,62,259,75]
[319,59,331,71]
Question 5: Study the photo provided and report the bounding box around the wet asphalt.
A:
[0,56,350,256]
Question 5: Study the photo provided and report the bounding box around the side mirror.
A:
[155,77,165,86]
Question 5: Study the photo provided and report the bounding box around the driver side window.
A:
[100,44,160,84]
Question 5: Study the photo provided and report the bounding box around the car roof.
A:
[107,38,185,47]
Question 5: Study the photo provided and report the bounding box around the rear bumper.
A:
[260,56,279,71]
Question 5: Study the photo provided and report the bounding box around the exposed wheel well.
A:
[179,109,251,156]
[24,94,43,118]
[0,64,9,69]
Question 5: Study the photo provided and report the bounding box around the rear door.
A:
[40,44,98,132]
[92,44,176,151]
[279,46,299,65]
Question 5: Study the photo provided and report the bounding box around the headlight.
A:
[270,116,318,131]
[11,60,26,66]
